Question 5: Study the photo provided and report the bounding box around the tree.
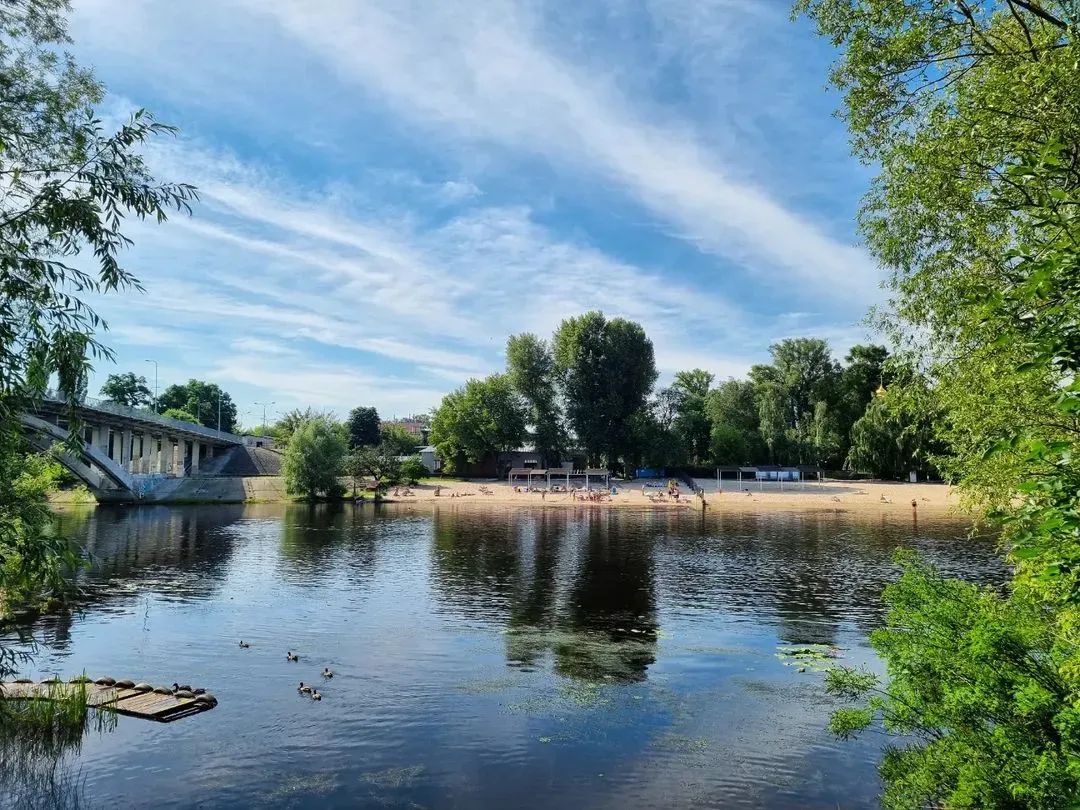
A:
[346,443,402,490]
[709,424,748,465]
[400,456,428,485]
[272,408,325,444]
[796,0,1080,803]
[161,407,199,424]
[430,375,526,474]
[0,1,196,428]
[347,406,380,448]
[99,372,152,408]
[844,395,931,479]
[706,378,764,464]
[838,345,889,434]
[671,369,714,465]
[379,423,419,456]
[552,312,658,469]
[157,379,237,433]
[506,333,564,465]
[281,415,347,500]
[0,0,193,687]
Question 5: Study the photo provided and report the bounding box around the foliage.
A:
[796,0,1080,804]
[0,0,191,698]
[0,439,77,632]
[281,416,347,500]
[825,552,1077,810]
[553,311,657,470]
[160,407,199,424]
[346,443,402,489]
[670,369,713,465]
[506,332,564,464]
[156,379,237,432]
[399,455,428,484]
[847,389,939,479]
[98,372,152,408]
[430,375,526,474]
[379,423,419,456]
[0,0,196,426]
[347,406,380,448]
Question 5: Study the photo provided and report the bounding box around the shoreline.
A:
[50,478,964,517]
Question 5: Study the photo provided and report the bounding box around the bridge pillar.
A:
[191,442,201,475]
[171,440,182,476]
[140,433,154,474]
[157,438,171,474]
[120,428,133,471]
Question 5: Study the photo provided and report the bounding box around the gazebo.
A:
[507,468,550,489]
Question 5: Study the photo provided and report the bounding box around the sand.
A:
[377,478,961,516]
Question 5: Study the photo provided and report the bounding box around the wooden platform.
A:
[0,679,217,723]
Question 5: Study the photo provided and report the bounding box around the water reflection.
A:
[0,504,1006,810]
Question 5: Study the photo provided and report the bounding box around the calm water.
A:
[1,504,1005,809]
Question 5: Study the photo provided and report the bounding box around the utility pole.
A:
[254,401,275,434]
[217,390,223,432]
[144,359,159,411]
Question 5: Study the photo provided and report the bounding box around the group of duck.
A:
[239,641,332,702]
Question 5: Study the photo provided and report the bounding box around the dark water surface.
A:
[1,504,1005,809]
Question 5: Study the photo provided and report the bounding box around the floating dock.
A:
[0,678,218,722]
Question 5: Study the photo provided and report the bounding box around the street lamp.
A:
[144,359,159,411]
[254,401,275,434]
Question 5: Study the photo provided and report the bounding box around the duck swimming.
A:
[311,690,322,701]
[239,640,250,648]
[298,682,312,694]
[322,668,334,678]
[286,651,299,662]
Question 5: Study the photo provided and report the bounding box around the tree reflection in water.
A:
[431,508,658,683]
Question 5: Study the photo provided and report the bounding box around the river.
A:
[0,504,1005,809]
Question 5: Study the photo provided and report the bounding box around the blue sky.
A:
[69,0,879,429]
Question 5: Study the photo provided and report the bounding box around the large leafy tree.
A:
[281,415,347,500]
[670,369,714,465]
[346,406,380,448]
[552,311,657,469]
[797,0,1080,804]
[430,375,527,474]
[837,344,888,434]
[99,372,152,408]
[506,332,564,465]
[157,379,237,433]
[0,0,194,679]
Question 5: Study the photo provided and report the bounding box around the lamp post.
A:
[144,359,159,411]
[216,390,223,432]
[254,401,275,434]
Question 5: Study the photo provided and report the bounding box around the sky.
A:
[67,0,880,429]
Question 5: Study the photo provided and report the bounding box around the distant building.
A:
[417,445,442,474]
[242,435,275,449]
[382,419,430,443]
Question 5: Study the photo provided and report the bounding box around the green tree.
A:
[161,407,199,424]
[430,375,526,474]
[795,0,1080,803]
[671,369,714,465]
[552,312,658,470]
[98,372,152,408]
[506,332,564,465]
[157,379,237,433]
[399,455,428,484]
[838,345,889,435]
[347,443,402,490]
[281,415,347,500]
[706,378,764,464]
[379,423,419,456]
[272,408,326,444]
[347,406,380,448]
[845,394,936,480]
[709,424,749,465]
[0,0,193,685]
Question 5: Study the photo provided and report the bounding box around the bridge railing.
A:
[44,391,244,445]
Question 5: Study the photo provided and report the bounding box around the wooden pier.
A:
[0,678,218,722]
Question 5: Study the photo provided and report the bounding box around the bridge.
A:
[21,393,245,502]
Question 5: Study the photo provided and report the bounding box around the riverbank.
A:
[51,476,960,515]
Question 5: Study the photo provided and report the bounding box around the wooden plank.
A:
[113,691,197,719]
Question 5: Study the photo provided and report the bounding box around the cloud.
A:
[238,0,879,299]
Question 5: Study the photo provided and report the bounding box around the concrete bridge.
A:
[22,393,245,502]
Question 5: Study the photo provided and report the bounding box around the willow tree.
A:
[0,0,195,645]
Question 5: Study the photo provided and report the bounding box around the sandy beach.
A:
[380,478,961,516]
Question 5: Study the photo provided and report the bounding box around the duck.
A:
[239,640,250,648]
[322,668,334,679]
[298,681,312,694]
[311,689,322,701]
[286,651,299,662]
[172,682,192,692]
